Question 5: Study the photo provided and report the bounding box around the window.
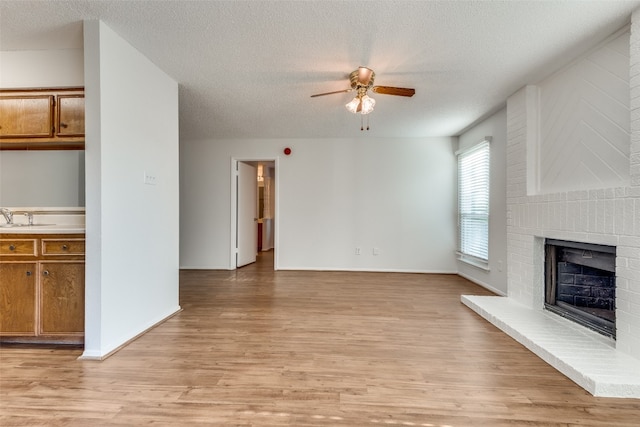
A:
[457,139,490,269]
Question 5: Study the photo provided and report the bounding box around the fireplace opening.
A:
[544,239,616,338]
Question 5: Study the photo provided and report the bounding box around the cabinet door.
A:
[39,262,84,335]
[0,263,37,335]
[0,95,54,138]
[56,95,85,137]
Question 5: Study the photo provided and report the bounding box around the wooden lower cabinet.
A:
[0,234,84,343]
[39,262,85,335]
[0,262,37,335]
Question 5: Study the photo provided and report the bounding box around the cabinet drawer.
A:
[41,239,85,256]
[0,239,37,257]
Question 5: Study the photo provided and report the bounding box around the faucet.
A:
[24,212,33,225]
[0,208,13,224]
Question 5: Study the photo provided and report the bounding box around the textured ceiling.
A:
[1,1,639,140]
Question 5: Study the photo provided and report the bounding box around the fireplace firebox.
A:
[544,239,616,338]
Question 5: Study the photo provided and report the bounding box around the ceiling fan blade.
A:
[310,88,354,98]
[371,86,416,97]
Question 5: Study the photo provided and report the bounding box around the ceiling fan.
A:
[311,66,415,115]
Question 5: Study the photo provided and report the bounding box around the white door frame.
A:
[230,157,280,270]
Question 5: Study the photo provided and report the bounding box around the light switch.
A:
[144,171,157,185]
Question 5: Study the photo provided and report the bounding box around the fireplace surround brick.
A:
[464,11,640,397]
[505,87,640,354]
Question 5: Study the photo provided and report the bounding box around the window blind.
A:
[458,140,490,263]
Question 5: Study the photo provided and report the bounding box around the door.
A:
[237,162,257,267]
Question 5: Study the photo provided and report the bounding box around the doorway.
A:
[231,158,278,270]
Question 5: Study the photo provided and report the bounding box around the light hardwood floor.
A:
[2,251,639,426]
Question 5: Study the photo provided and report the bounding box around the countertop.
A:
[0,208,85,234]
[0,224,85,234]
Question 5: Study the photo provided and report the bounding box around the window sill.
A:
[457,253,490,271]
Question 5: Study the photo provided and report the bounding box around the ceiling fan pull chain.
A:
[361,114,364,131]
[367,115,370,131]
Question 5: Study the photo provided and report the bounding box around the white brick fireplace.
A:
[463,13,640,398]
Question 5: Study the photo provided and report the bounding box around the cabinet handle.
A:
[8,244,15,251]
[62,245,68,251]
[60,123,68,128]
[43,270,50,276]
[26,271,32,276]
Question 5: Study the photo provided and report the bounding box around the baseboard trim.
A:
[457,272,506,296]
[78,307,182,361]
[179,265,230,270]
[276,266,458,274]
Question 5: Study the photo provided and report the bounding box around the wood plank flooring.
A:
[2,250,640,426]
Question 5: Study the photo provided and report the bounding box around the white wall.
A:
[0,150,84,206]
[457,109,508,295]
[0,49,84,87]
[82,21,180,358]
[180,137,458,273]
[0,49,85,207]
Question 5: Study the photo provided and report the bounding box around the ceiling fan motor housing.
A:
[309,66,414,99]
[350,67,375,89]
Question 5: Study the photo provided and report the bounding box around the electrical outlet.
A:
[373,247,380,256]
[355,247,361,255]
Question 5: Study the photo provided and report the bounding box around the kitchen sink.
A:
[0,223,55,228]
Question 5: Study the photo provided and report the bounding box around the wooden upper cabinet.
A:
[0,95,54,138]
[57,95,85,138]
[0,88,84,150]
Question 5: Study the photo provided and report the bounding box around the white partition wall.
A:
[83,20,180,359]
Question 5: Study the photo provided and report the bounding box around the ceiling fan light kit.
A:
[311,66,415,129]
[345,93,376,115]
